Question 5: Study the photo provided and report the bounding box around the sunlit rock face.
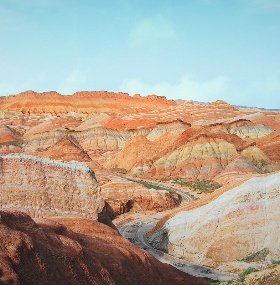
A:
[0,211,209,285]
[148,171,280,272]
[0,154,104,219]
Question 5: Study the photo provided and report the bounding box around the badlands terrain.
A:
[0,90,280,284]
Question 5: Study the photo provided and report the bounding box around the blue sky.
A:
[0,0,280,108]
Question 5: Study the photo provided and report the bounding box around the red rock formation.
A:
[105,134,179,173]
[257,129,280,162]
[105,128,260,180]
[41,136,92,162]
[0,210,209,285]
[100,174,180,216]
[0,125,21,143]
[0,90,175,114]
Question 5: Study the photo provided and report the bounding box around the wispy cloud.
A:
[240,0,280,12]
[58,70,88,95]
[3,0,59,8]
[119,74,231,102]
[0,70,47,95]
[0,8,22,31]
[129,15,176,47]
[249,76,280,93]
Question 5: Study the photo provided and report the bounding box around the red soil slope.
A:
[0,210,209,285]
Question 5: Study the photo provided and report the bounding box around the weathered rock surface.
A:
[0,210,209,285]
[148,171,280,271]
[0,154,104,219]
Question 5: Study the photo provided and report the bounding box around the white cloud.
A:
[119,74,231,102]
[58,70,88,95]
[129,15,176,47]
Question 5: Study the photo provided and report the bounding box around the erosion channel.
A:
[116,177,238,282]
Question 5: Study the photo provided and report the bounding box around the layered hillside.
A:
[0,90,279,283]
[148,171,280,272]
[0,90,174,114]
[0,154,104,219]
[0,91,279,188]
[0,210,208,285]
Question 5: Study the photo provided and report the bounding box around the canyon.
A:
[0,90,279,284]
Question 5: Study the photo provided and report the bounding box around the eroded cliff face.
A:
[0,154,104,219]
[0,211,209,285]
[148,171,280,272]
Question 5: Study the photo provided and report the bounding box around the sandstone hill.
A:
[148,171,280,273]
[0,210,209,285]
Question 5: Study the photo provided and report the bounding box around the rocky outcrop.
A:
[73,126,145,153]
[0,210,209,285]
[23,128,68,152]
[0,154,104,219]
[209,119,273,139]
[100,175,179,216]
[148,171,280,272]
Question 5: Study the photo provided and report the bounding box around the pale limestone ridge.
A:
[1,153,95,176]
[148,171,280,272]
